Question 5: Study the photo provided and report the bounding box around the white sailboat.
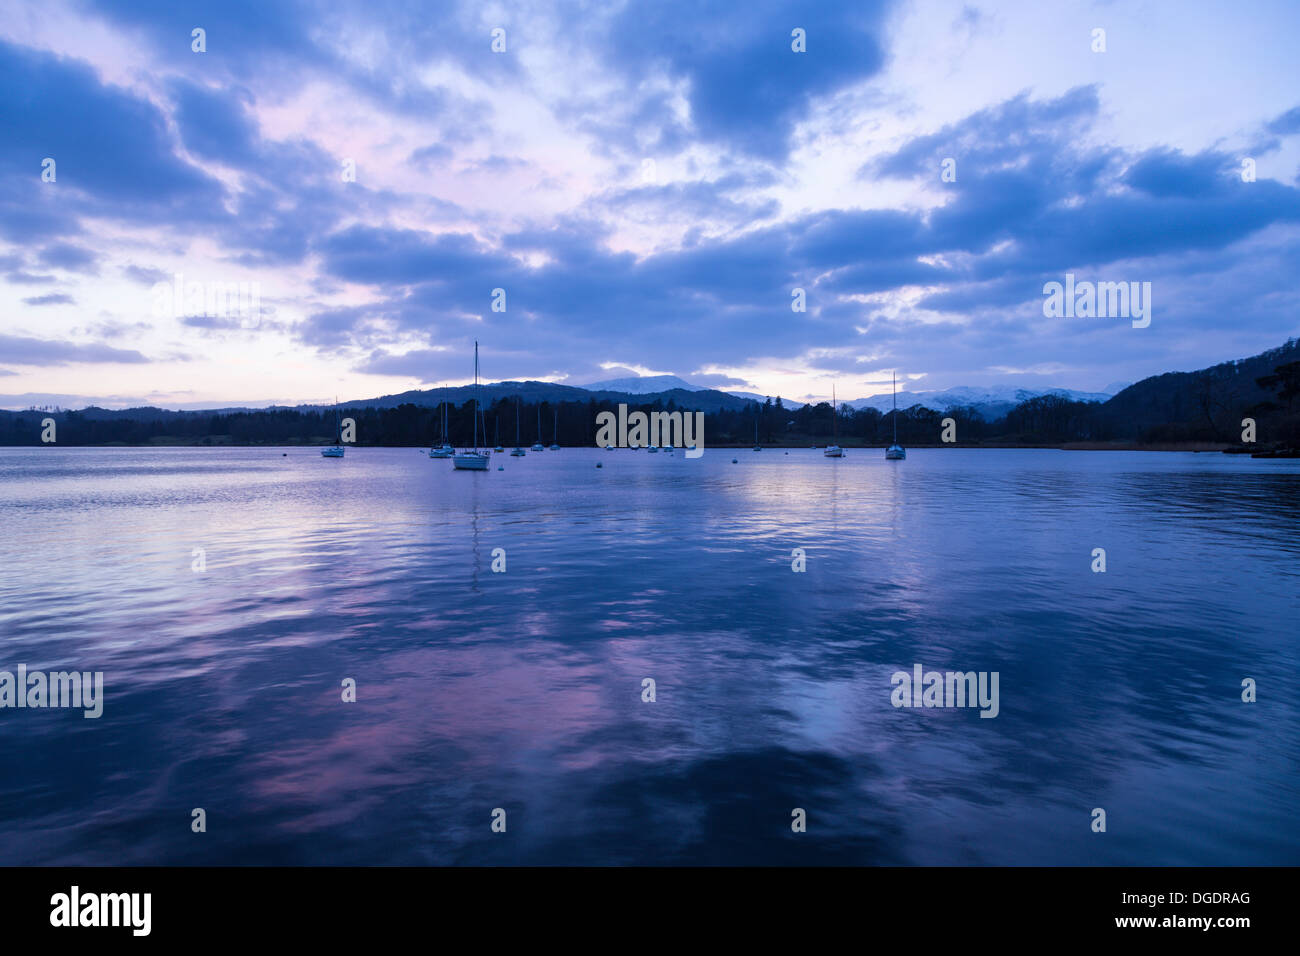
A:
[531,406,545,452]
[886,371,906,460]
[549,408,560,451]
[510,396,526,456]
[452,343,490,471]
[823,385,843,457]
[321,399,345,457]
[429,401,453,458]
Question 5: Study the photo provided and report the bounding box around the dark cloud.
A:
[4,271,57,285]
[1265,105,1300,136]
[0,40,221,207]
[123,264,172,285]
[22,293,75,306]
[604,0,894,160]
[0,333,149,365]
[36,242,98,273]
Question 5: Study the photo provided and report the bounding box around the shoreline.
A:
[3,441,1293,455]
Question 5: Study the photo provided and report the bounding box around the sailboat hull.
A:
[886,445,906,460]
[321,446,345,458]
[453,452,490,470]
[429,447,453,458]
[823,446,843,457]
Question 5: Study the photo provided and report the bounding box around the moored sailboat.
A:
[531,406,545,452]
[429,401,454,458]
[511,396,526,456]
[823,385,843,457]
[321,399,345,457]
[885,372,906,460]
[452,343,490,471]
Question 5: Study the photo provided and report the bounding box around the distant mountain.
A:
[580,374,703,393]
[843,385,1116,421]
[580,375,800,408]
[341,380,755,414]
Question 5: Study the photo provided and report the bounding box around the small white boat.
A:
[453,342,491,472]
[430,403,453,457]
[885,372,906,460]
[664,444,674,454]
[531,406,545,451]
[646,445,659,453]
[824,385,843,458]
[322,400,345,457]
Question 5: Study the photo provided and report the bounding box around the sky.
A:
[2,0,1299,409]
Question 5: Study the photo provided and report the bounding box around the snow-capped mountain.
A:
[581,374,704,394]
[842,385,1115,419]
[582,375,799,407]
[578,375,1114,419]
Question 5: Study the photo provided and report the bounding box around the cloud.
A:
[1265,105,1300,136]
[0,40,221,208]
[21,292,75,306]
[36,242,98,273]
[603,0,894,160]
[0,333,149,366]
[4,271,57,285]
[122,264,171,285]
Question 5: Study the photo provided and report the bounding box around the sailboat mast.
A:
[473,341,480,451]
[832,385,837,442]
[892,372,898,444]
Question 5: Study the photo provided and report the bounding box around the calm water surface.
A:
[1,446,1297,865]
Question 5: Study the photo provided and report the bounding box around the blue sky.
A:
[2,0,1299,408]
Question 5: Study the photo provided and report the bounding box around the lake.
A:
[1,446,1297,865]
